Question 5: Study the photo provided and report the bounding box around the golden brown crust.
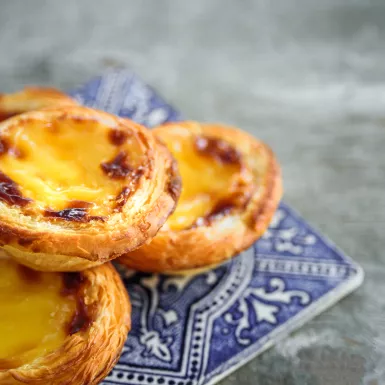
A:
[0,106,181,271]
[0,87,78,121]
[119,121,282,272]
[0,262,131,385]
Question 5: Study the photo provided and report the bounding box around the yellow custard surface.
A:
[0,116,144,216]
[0,259,76,370]
[156,128,242,231]
[0,88,76,117]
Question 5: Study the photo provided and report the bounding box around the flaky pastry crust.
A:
[0,87,78,121]
[0,106,181,271]
[0,262,131,385]
[119,121,282,272]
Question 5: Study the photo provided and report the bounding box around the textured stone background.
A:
[1,0,384,384]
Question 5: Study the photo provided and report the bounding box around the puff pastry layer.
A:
[0,87,78,122]
[0,256,130,385]
[120,121,282,272]
[0,106,180,271]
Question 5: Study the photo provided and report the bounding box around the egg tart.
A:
[0,87,78,122]
[0,106,180,271]
[119,121,282,273]
[0,256,130,385]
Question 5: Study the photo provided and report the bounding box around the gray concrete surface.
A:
[1,0,384,383]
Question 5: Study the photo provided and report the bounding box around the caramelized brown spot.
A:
[17,265,42,283]
[18,238,34,247]
[44,208,87,221]
[67,297,93,335]
[113,165,146,212]
[66,200,93,209]
[0,111,18,123]
[44,208,105,223]
[89,214,106,222]
[0,225,16,246]
[0,171,32,207]
[0,138,10,155]
[191,184,254,230]
[209,200,236,218]
[131,167,145,183]
[191,200,236,228]
[0,137,23,158]
[101,151,133,179]
[167,160,182,202]
[127,167,145,192]
[115,186,132,211]
[195,136,242,165]
[61,272,85,296]
[109,128,130,146]
[168,177,181,202]
[61,272,94,335]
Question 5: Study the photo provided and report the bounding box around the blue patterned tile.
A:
[70,69,363,385]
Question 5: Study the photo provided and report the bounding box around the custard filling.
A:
[0,88,76,121]
[156,127,251,230]
[0,114,146,217]
[0,259,77,369]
